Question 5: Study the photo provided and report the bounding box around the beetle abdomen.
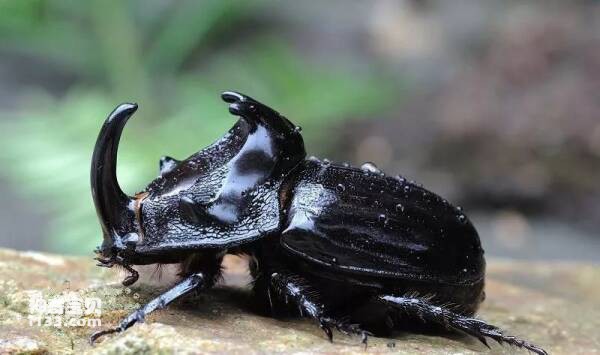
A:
[281,159,485,285]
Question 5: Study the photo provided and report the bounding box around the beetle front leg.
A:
[377,294,547,355]
[268,271,371,345]
[90,272,206,344]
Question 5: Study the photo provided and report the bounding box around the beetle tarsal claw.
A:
[89,328,119,345]
[319,322,333,342]
[121,264,139,286]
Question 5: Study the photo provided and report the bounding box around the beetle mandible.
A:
[89,91,547,354]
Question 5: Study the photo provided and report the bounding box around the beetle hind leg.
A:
[267,270,371,345]
[377,294,547,355]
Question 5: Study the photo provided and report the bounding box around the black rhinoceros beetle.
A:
[90,91,546,354]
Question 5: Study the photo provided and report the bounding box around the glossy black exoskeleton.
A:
[90,91,547,354]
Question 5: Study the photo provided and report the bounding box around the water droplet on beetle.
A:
[458,214,467,224]
[395,203,404,212]
[294,126,302,133]
[378,214,387,223]
[322,158,331,166]
[342,162,350,167]
[360,162,380,174]
[331,257,338,263]
[336,184,345,192]
[308,156,319,162]
[395,175,405,183]
[404,185,411,193]
[456,206,463,211]
[462,268,468,273]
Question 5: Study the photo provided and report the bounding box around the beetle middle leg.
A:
[267,270,371,345]
[377,294,547,355]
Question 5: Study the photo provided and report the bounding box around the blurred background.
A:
[0,0,598,261]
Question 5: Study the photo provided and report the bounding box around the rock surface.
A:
[0,247,598,354]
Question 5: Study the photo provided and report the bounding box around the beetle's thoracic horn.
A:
[91,103,137,239]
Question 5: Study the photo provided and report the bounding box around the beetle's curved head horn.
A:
[91,103,138,255]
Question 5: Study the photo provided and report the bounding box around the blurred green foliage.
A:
[0,0,397,254]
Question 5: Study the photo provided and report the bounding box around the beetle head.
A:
[91,92,305,276]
